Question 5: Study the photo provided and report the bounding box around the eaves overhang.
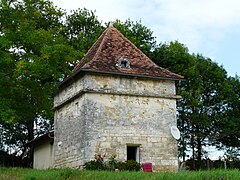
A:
[59,68,184,89]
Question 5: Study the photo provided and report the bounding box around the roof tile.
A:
[73,27,183,80]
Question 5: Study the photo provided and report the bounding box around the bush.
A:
[84,154,141,171]
[84,154,105,170]
[123,160,141,171]
[106,154,118,170]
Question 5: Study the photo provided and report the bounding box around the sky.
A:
[52,0,240,77]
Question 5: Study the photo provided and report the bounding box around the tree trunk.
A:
[197,136,202,161]
[182,138,186,162]
[191,133,195,170]
[181,116,186,162]
[26,120,34,168]
[26,121,34,141]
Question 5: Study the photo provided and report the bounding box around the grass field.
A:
[0,168,239,180]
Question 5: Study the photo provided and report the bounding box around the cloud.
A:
[127,0,240,52]
[52,0,240,75]
[52,0,240,43]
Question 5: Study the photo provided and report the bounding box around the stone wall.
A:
[54,73,179,171]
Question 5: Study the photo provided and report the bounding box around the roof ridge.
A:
[88,28,109,62]
[68,26,184,84]
[112,27,159,67]
[72,28,108,72]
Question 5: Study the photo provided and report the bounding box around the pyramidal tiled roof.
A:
[71,27,183,82]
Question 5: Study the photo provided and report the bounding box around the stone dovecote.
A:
[53,27,183,171]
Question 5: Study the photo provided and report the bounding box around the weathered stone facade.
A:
[53,27,183,171]
[54,73,180,171]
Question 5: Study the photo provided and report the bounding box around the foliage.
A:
[0,149,30,167]
[0,0,99,165]
[112,19,156,55]
[213,76,240,149]
[106,154,118,170]
[84,154,106,170]
[62,8,104,68]
[152,41,240,166]
[121,160,141,171]
[84,154,141,171]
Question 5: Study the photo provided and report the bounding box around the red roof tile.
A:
[72,27,183,80]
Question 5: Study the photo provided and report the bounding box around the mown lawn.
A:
[0,167,239,180]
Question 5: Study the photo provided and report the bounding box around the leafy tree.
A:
[213,76,240,149]
[62,8,104,68]
[0,0,80,162]
[151,42,236,169]
[112,19,156,56]
[151,41,194,161]
[188,55,228,167]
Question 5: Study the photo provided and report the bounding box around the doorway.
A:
[127,145,140,162]
[127,146,137,161]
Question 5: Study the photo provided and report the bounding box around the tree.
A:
[152,42,234,169]
[213,76,240,149]
[0,0,80,163]
[112,19,156,56]
[62,8,104,68]
[188,55,228,166]
[151,41,194,161]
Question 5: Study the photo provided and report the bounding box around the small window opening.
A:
[121,60,128,68]
[118,57,130,69]
[127,145,140,162]
[127,146,137,161]
[75,102,79,115]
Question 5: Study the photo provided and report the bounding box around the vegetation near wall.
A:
[0,0,239,168]
[84,154,141,171]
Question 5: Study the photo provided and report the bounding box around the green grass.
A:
[0,167,239,180]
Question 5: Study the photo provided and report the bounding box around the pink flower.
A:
[98,154,104,161]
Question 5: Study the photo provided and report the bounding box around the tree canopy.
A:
[152,42,240,168]
[0,0,80,161]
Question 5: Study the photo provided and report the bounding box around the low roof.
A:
[61,27,183,86]
[25,131,54,147]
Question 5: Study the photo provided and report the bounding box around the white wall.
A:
[33,139,54,169]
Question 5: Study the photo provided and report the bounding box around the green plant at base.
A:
[84,154,141,171]
[123,160,141,171]
[84,154,105,170]
[106,154,117,170]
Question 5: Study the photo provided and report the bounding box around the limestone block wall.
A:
[83,93,178,171]
[54,73,179,171]
[54,95,86,168]
[54,73,179,109]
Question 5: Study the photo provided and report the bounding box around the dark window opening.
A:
[127,146,137,161]
[119,57,130,69]
[75,102,79,116]
[121,60,128,68]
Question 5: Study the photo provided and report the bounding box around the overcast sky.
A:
[52,0,240,77]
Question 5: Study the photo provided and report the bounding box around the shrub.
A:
[106,154,118,170]
[114,161,126,170]
[84,154,105,170]
[84,154,141,171]
[123,160,141,171]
